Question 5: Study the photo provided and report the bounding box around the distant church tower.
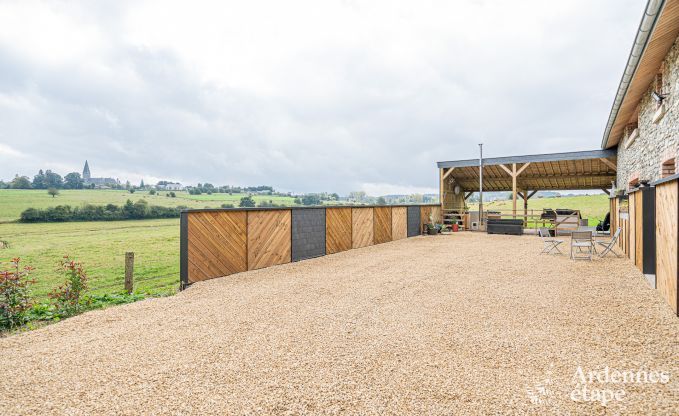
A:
[83,160,91,182]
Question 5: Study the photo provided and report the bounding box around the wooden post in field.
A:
[124,252,134,294]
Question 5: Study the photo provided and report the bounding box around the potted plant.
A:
[426,222,438,235]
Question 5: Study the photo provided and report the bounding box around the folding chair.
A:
[570,231,593,261]
[539,228,563,254]
[596,227,622,258]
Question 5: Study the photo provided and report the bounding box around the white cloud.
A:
[0,0,644,193]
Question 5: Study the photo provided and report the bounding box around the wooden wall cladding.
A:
[655,181,678,315]
[247,210,291,270]
[352,208,374,249]
[374,207,392,244]
[187,211,247,283]
[629,192,636,263]
[634,191,643,271]
[326,208,352,254]
[391,207,407,240]
[420,206,432,231]
[430,206,442,223]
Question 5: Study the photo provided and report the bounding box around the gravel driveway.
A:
[1,233,678,414]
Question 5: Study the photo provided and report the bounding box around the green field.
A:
[0,189,297,302]
[1,219,179,301]
[0,189,297,222]
[468,194,610,225]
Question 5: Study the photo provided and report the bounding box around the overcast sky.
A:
[0,0,643,195]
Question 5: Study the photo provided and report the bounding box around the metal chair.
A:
[595,227,622,258]
[570,231,593,261]
[539,227,563,254]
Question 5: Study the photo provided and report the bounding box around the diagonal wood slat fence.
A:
[180,204,441,288]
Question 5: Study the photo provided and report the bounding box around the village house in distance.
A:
[82,160,119,188]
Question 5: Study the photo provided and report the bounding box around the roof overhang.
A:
[601,0,679,149]
[436,149,617,192]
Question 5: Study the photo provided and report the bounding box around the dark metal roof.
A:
[436,149,618,192]
[436,149,617,169]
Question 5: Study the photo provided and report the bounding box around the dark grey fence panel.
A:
[407,206,421,237]
[291,208,326,261]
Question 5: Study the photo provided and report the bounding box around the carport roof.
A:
[436,149,617,192]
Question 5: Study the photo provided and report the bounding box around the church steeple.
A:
[83,160,91,181]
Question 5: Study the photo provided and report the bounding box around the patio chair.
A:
[570,231,593,261]
[538,227,563,254]
[595,227,622,258]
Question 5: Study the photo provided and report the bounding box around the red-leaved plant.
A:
[49,256,89,317]
[0,258,35,329]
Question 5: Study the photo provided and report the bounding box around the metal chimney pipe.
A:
[479,143,483,226]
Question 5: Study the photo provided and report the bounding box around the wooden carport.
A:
[436,149,618,219]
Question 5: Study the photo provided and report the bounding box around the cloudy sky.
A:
[0,0,643,195]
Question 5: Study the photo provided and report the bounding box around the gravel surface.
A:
[1,233,678,415]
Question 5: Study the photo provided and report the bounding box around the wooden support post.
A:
[124,252,134,294]
[439,168,444,212]
[512,163,517,218]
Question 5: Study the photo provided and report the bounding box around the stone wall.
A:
[616,34,679,190]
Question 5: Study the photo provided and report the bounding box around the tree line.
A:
[1,170,85,190]
[19,200,184,222]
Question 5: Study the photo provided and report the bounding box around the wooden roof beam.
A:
[442,167,455,181]
[599,158,617,171]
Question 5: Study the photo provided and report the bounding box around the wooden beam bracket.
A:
[599,158,617,171]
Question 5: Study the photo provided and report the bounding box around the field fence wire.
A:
[88,253,180,293]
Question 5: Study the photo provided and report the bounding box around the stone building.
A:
[82,160,118,188]
[602,0,679,191]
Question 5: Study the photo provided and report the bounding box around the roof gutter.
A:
[601,0,665,149]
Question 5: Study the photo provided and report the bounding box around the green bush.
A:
[49,256,89,317]
[19,200,181,222]
[0,258,34,329]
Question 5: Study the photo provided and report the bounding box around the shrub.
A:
[20,208,43,222]
[49,256,89,317]
[0,258,35,329]
[239,196,256,207]
[19,202,181,222]
[221,203,234,208]
[169,192,176,198]
[149,189,156,195]
[129,188,136,194]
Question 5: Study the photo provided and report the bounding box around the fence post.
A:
[124,252,134,294]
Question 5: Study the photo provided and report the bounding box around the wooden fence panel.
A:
[655,181,678,315]
[187,211,247,283]
[247,210,291,270]
[635,191,643,271]
[326,207,352,254]
[374,207,392,244]
[431,206,442,223]
[352,208,374,249]
[392,207,407,240]
[629,192,636,263]
[420,206,432,231]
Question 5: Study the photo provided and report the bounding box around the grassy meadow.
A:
[0,189,297,301]
[468,194,610,226]
[0,189,297,222]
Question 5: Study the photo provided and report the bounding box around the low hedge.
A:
[19,200,185,222]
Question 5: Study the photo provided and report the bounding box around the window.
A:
[662,158,676,178]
